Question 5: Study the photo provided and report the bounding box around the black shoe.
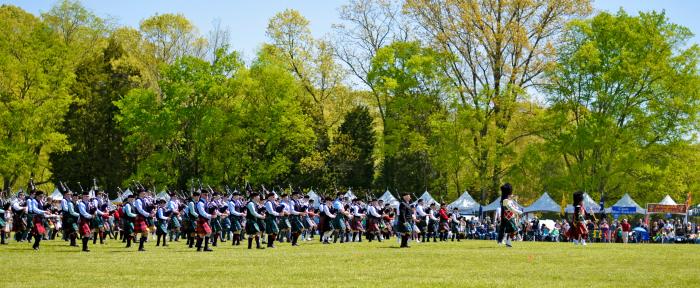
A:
[138,248,146,252]
[82,249,90,252]
[203,247,213,252]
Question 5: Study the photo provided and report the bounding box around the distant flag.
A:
[560,192,566,217]
[685,192,692,224]
[599,192,605,217]
[478,204,483,219]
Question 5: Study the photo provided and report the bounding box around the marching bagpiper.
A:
[245,192,266,249]
[498,183,522,248]
[183,195,199,248]
[349,198,365,242]
[288,191,306,246]
[397,192,413,248]
[28,190,52,250]
[121,194,137,248]
[194,190,214,252]
[227,191,246,246]
[134,189,154,251]
[77,191,94,252]
[366,198,382,242]
[12,191,28,242]
[278,193,292,243]
[155,199,170,247]
[166,193,181,242]
[570,191,588,246]
[263,192,282,248]
[0,196,8,245]
[332,192,349,243]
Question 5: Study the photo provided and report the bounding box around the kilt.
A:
[183,217,196,233]
[397,221,413,234]
[366,218,380,232]
[32,215,46,235]
[229,215,242,232]
[428,221,438,233]
[302,215,313,229]
[569,221,588,238]
[64,216,78,234]
[257,219,266,234]
[134,215,149,233]
[91,216,104,230]
[123,218,135,235]
[439,221,450,231]
[265,217,279,234]
[350,217,364,231]
[290,215,304,233]
[221,217,231,231]
[450,222,460,233]
[416,219,427,233]
[332,215,346,231]
[156,219,168,235]
[79,218,92,237]
[210,217,222,233]
[12,214,27,232]
[319,216,333,233]
[169,216,181,229]
[196,217,212,235]
[278,216,291,230]
[245,219,261,235]
[502,218,518,234]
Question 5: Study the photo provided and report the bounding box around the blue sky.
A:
[2,0,699,60]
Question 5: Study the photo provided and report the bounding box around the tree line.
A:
[1,0,698,206]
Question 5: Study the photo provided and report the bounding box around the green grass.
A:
[2,237,698,287]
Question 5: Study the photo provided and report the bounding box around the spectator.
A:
[599,220,610,243]
[621,219,631,244]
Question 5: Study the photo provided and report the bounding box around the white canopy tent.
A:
[447,191,480,214]
[659,195,677,205]
[565,192,601,213]
[604,193,646,214]
[155,191,171,201]
[523,192,561,213]
[415,191,439,206]
[50,188,63,201]
[483,196,523,212]
[378,190,399,208]
[344,189,357,200]
[307,189,320,208]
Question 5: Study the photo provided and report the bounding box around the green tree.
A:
[368,41,449,194]
[544,10,700,202]
[0,5,74,190]
[329,105,376,189]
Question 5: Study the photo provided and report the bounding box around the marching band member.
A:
[319,197,336,244]
[28,191,51,250]
[166,193,181,242]
[155,199,170,247]
[570,191,588,246]
[278,193,292,243]
[134,189,154,252]
[77,191,94,252]
[450,208,461,242]
[289,191,306,246]
[397,192,413,248]
[12,192,28,242]
[438,204,449,241]
[122,194,137,248]
[499,183,522,248]
[227,191,246,246]
[263,192,282,248]
[350,198,365,242]
[194,191,214,252]
[332,192,348,243]
[366,198,382,242]
[245,192,266,249]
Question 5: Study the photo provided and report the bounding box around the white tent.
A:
[415,191,439,206]
[565,192,601,213]
[659,195,677,205]
[344,189,357,200]
[122,189,133,198]
[155,191,171,201]
[307,189,320,208]
[50,188,63,201]
[378,190,399,208]
[483,197,523,212]
[447,191,480,214]
[523,192,561,213]
[604,193,645,214]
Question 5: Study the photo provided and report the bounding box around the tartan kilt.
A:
[302,215,313,229]
[90,216,104,230]
[156,219,168,235]
[290,215,304,232]
[210,217,222,233]
[169,216,181,229]
[569,221,588,238]
[265,217,279,234]
[366,218,380,232]
[502,218,518,234]
[319,216,333,233]
[278,216,291,230]
[221,217,231,231]
[32,215,46,235]
[123,218,135,235]
[12,214,27,232]
[196,217,212,235]
[64,216,78,234]
[257,219,266,234]
[245,219,261,235]
[450,222,460,233]
[350,217,364,231]
[397,221,413,234]
[79,218,92,236]
[416,219,427,232]
[229,215,242,232]
[439,221,450,231]
[134,215,149,233]
[332,215,346,231]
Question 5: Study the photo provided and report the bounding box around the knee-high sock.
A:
[138,236,146,250]
[204,236,210,250]
[33,236,41,249]
[82,237,89,251]
[248,236,253,249]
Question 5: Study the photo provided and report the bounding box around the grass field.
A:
[2,238,698,287]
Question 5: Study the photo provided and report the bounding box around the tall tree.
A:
[329,105,376,189]
[50,38,140,192]
[544,10,700,201]
[404,0,592,202]
[0,5,74,190]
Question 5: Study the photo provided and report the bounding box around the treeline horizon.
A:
[0,0,698,205]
